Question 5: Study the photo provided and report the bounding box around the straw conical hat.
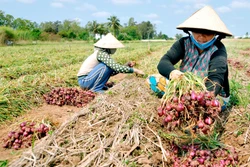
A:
[176,6,232,36]
[94,33,125,49]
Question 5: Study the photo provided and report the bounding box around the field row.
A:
[1,39,250,122]
[0,41,170,122]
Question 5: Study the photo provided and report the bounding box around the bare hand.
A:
[125,61,136,67]
[133,68,145,76]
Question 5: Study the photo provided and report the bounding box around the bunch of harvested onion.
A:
[157,72,221,136]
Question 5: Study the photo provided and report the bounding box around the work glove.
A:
[169,70,184,80]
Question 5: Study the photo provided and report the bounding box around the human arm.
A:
[97,51,133,74]
[124,61,144,75]
[97,51,144,76]
[157,38,185,79]
[206,47,228,96]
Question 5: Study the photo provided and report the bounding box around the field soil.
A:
[0,73,128,163]
[0,97,81,161]
[1,75,249,167]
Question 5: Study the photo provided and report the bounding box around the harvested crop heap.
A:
[158,72,221,136]
[2,121,50,150]
[43,87,96,107]
[169,142,239,166]
[157,72,239,166]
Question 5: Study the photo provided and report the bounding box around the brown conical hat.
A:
[176,6,233,36]
[94,33,125,49]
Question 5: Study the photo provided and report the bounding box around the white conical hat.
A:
[176,6,233,36]
[94,33,125,49]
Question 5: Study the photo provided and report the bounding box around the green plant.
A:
[192,133,222,150]
[0,26,16,45]
[30,29,41,40]
[0,160,8,167]
[228,79,241,107]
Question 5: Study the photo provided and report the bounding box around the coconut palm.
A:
[107,15,121,37]
[86,20,100,37]
[97,23,109,36]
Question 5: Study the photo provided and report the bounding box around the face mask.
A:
[109,49,117,54]
[190,35,217,50]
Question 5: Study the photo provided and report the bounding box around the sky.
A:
[1,0,250,38]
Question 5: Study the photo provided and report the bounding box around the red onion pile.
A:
[158,90,221,135]
[43,87,96,107]
[169,144,239,167]
[2,121,50,150]
[156,73,239,166]
[158,72,222,136]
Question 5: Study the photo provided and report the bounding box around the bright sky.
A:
[1,0,249,37]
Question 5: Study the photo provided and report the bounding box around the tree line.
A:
[0,10,173,44]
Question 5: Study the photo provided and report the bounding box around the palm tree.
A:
[97,23,109,36]
[107,15,121,37]
[86,20,99,37]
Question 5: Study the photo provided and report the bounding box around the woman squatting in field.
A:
[77,33,144,92]
[146,6,232,111]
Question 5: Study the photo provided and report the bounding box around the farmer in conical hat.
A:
[77,33,144,92]
[146,6,232,110]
